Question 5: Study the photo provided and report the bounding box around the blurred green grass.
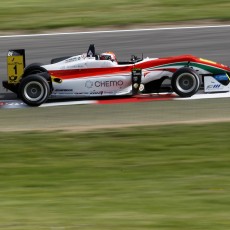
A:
[0,123,230,229]
[0,0,230,31]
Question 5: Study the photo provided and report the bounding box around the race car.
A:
[3,44,230,106]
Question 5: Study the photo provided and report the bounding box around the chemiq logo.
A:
[86,80,124,88]
[85,80,94,88]
[95,80,124,87]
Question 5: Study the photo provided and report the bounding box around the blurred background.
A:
[1,0,230,32]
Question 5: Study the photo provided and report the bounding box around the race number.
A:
[7,49,25,83]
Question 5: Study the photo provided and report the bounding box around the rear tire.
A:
[23,63,46,76]
[18,74,50,106]
[171,67,200,97]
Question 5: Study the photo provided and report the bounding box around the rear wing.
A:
[7,49,25,84]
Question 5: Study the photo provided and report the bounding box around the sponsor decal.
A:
[74,92,89,95]
[7,56,24,83]
[90,90,103,95]
[54,89,73,95]
[103,91,115,95]
[85,80,124,88]
[85,80,94,88]
[206,84,222,90]
[95,80,123,87]
[65,56,82,63]
[54,89,73,92]
[74,90,114,96]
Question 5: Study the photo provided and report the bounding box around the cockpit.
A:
[86,44,143,65]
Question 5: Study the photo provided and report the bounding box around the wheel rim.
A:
[176,73,197,93]
[24,81,45,102]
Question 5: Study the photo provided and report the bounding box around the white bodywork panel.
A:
[50,74,133,98]
[42,53,230,97]
[204,76,230,93]
[43,55,134,98]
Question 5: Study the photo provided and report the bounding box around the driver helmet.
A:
[100,52,117,63]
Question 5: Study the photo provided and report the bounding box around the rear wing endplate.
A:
[7,49,25,84]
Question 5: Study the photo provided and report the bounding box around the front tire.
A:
[18,75,50,106]
[171,67,200,97]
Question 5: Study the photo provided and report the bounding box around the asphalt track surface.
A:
[1,25,230,131]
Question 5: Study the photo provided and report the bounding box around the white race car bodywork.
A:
[42,53,230,98]
[42,54,161,98]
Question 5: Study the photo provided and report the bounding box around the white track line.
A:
[1,25,230,38]
[176,92,230,100]
[40,100,97,107]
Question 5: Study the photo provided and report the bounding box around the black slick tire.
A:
[171,67,200,97]
[18,74,50,106]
